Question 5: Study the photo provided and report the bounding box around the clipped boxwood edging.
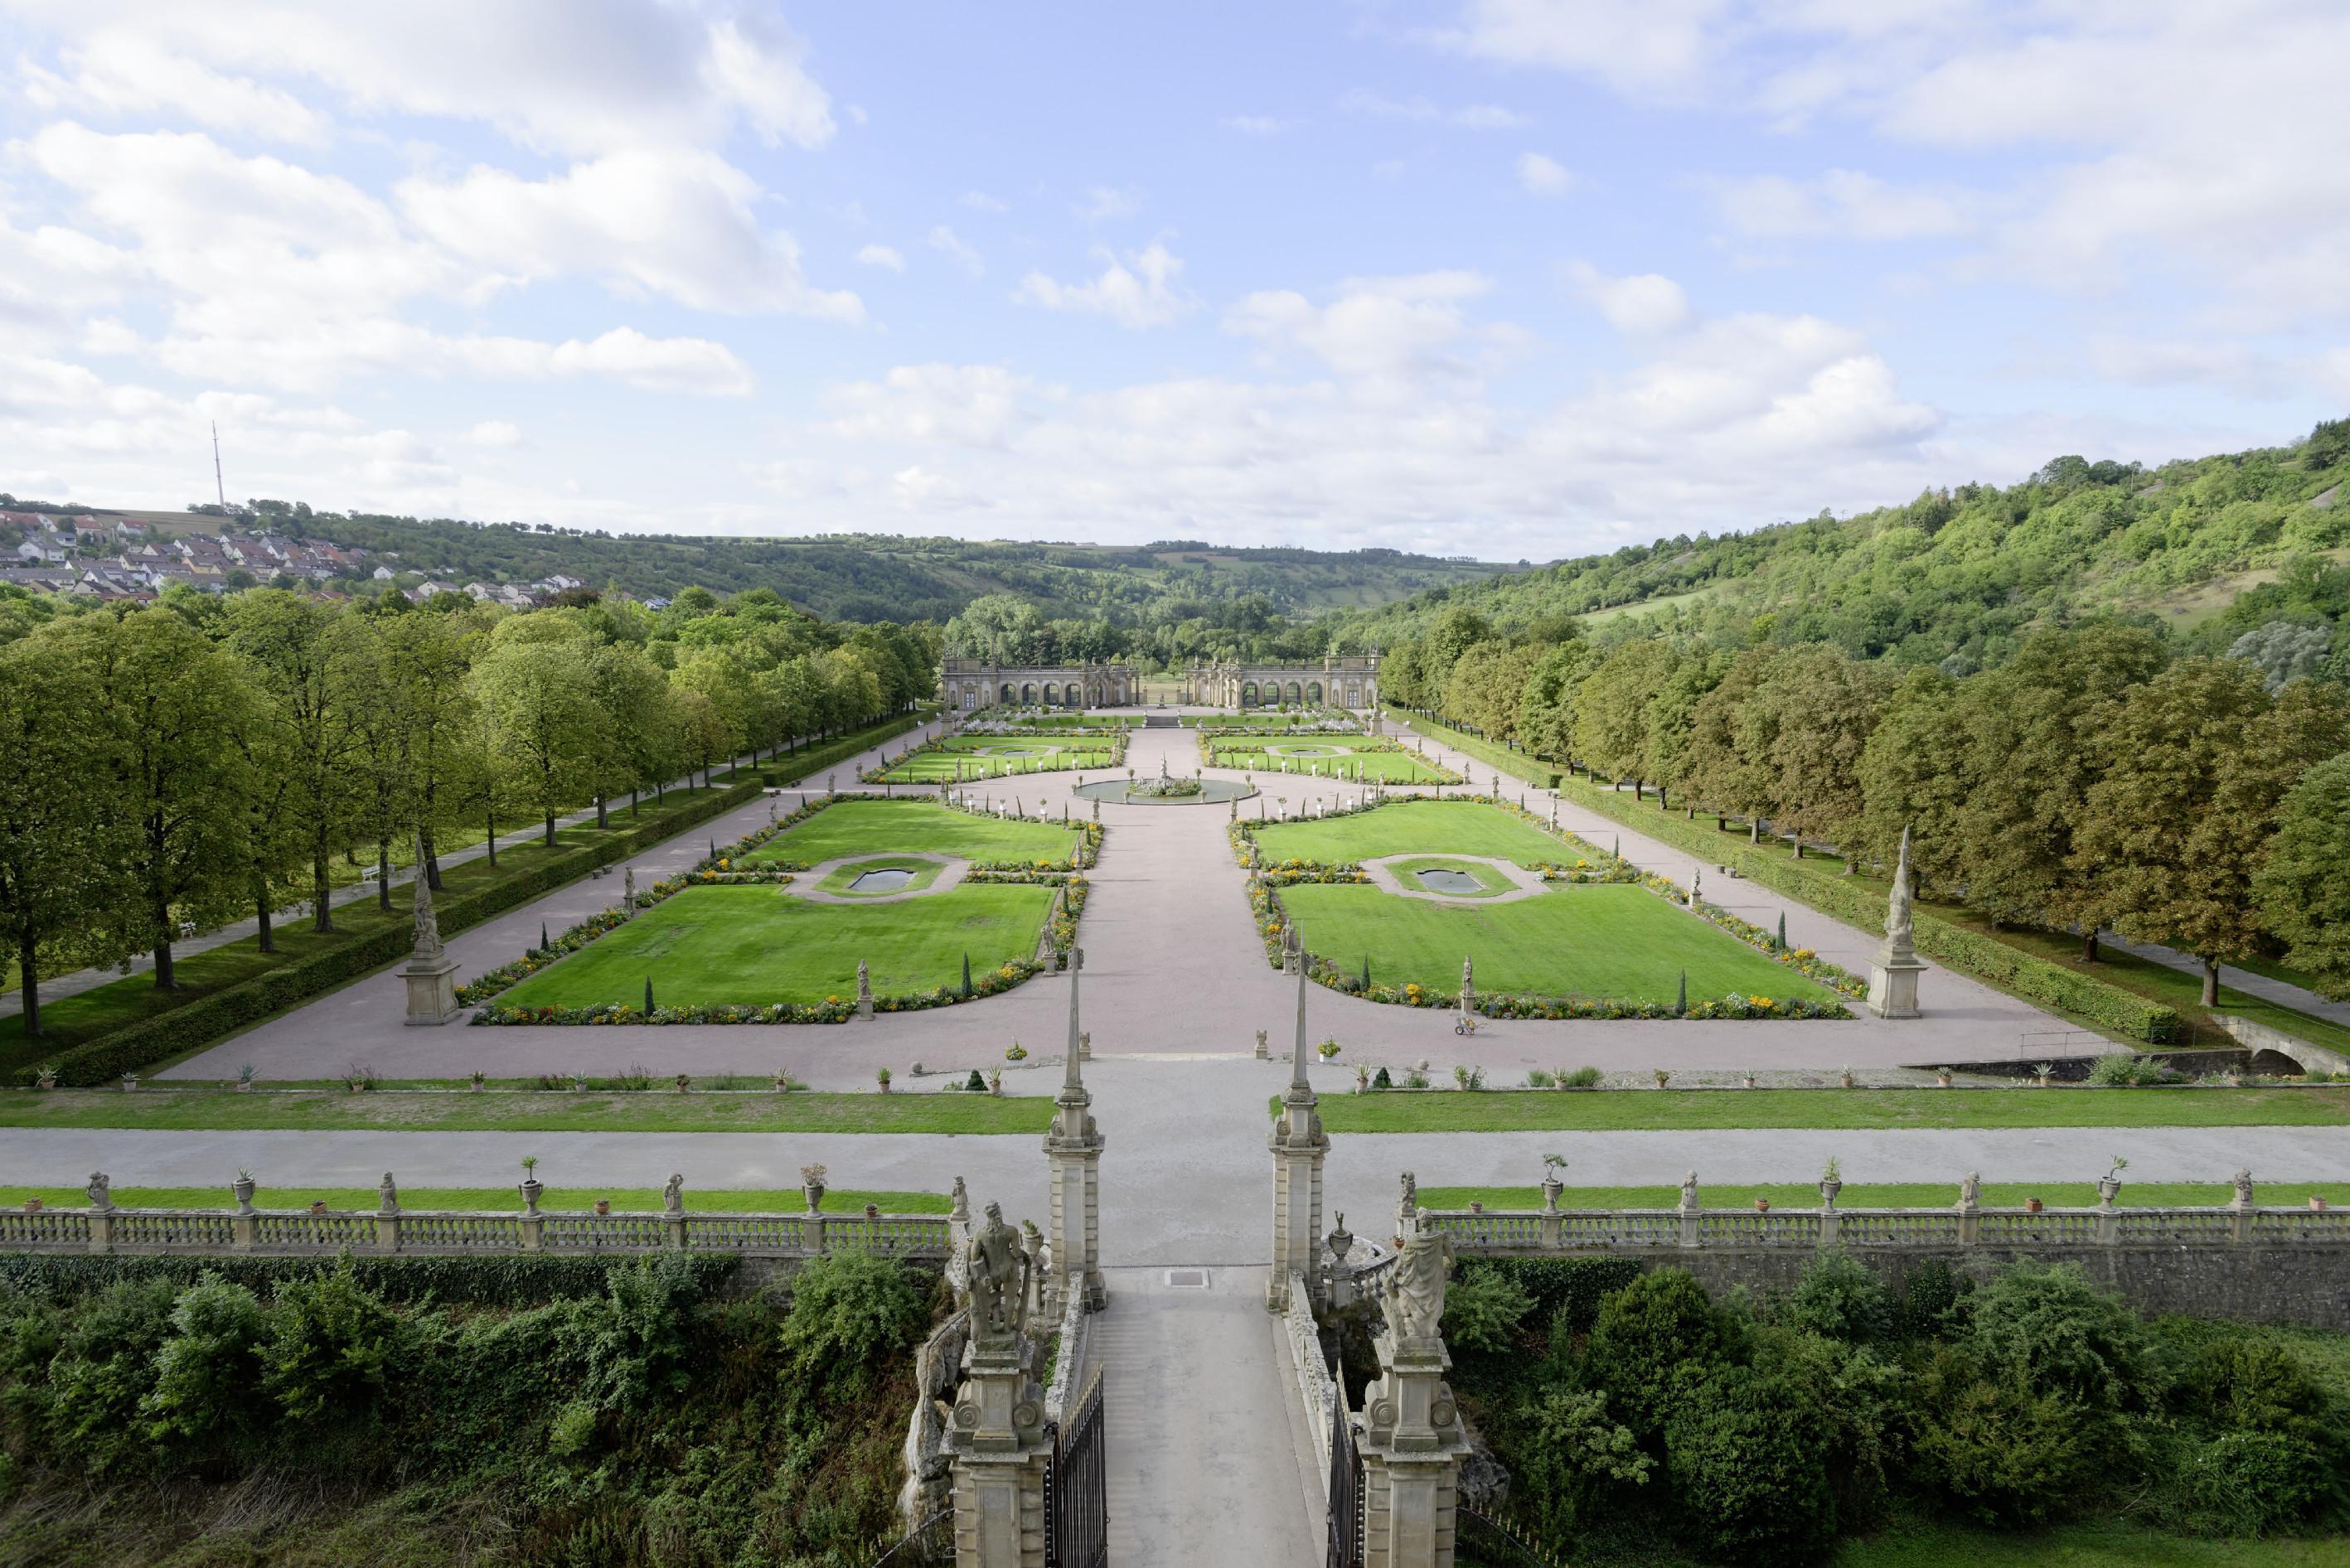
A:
[24,779,767,1086]
[1543,772,2182,1043]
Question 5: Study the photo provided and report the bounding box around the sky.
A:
[1,0,2346,563]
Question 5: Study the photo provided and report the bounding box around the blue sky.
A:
[1,1,2343,562]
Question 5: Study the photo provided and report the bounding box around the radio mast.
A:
[211,422,226,511]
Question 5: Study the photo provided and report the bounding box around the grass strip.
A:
[1419,1182,2345,1211]
[0,1186,950,1214]
[1823,1516,2350,1568]
[1311,1086,2350,1132]
[0,1088,1056,1135]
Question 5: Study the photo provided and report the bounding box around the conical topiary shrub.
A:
[1675,970,1687,1018]
[966,1069,986,1091]
[644,976,655,1014]
[961,952,973,998]
[1776,912,1788,951]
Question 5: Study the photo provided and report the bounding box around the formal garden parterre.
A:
[865,729,1127,782]
[467,796,1094,1025]
[1199,729,1461,782]
[1239,796,1859,1019]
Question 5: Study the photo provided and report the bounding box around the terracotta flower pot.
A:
[1753,1198,1771,1212]
[2312,1197,2329,1212]
[594,1199,611,1216]
[2025,1198,2044,1213]
[309,1200,328,1216]
[22,1198,42,1212]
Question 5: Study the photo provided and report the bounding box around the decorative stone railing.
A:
[1043,1284,1093,1427]
[1282,1268,1339,1478]
[0,1205,957,1260]
[1417,1203,2350,1251]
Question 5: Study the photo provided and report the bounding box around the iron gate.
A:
[1045,1366,1107,1568]
[1326,1395,1364,1568]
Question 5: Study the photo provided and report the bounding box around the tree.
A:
[2074,660,2350,1002]
[225,592,363,932]
[1952,623,2168,949]
[2253,754,2350,998]
[378,608,482,888]
[473,640,598,848]
[1854,669,1970,892]
[1641,650,1728,807]
[583,645,671,826]
[1514,641,1592,762]
[1675,648,1781,832]
[0,633,115,1037]
[1573,641,1682,785]
[1746,644,1892,860]
[69,610,256,990]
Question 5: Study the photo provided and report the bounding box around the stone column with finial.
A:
[1044,948,1107,1314]
[1267,955,1329,1313]
[1356,1207,1469,1568]
[1458,954,1475,1022]
[945,1198,1051,1568]
[400,830,462,1025]
[1866,826,1926,1019]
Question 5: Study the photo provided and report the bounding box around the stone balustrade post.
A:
[2094,1206,2120,1246]
[376,1212,402,1251]
[806,1212,828,1256]
[1357,1214,1469,1568]
[1817,1208,1839,1247]
[232,1212,258,1249]
[87,1209,114,1255]
[2230,1169,2256,1242]
[518,1214,545,1252]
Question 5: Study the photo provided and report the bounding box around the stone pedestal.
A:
[1267,961,1327,1312]
[1358,1334,1468,1568]
[946,1342,1050,1568]
[1046,950,1106,1314]
[401,950,461,1026]
[1865,948,1923,1019]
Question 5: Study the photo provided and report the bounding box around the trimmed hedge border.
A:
[0,1250,742,1305]
[22,777,767,1087]
[1547,774,2182,1043]
[1393,708,1563,789]
[758,710,926,787]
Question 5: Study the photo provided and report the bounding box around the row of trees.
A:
[0,587,934,1037]
[1389,607,2350,1000]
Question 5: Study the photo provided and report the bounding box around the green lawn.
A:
[1827,1518,2350,1568]
[494,883,1055,1008]
[1315,1085,2350,1132]
[0,1184,951,1213]
[1280,882,1836,1005]
[1422,1181,2348,1210]
[0,1088,1056,1134]
[1388,856,1517,898]
[1209,738,1451,782]
[748,800,1078,864]
[814,855,949,896]
[879,735,1117,782]
[0,801,734,1076]
[1253,799,1582,869]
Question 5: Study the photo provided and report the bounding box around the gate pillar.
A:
[947,1201,1051,1568]
[1357,1210,1467,1568]
[1267,956,1326,1313]
[1044,949,1106,1314]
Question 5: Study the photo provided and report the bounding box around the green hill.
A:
[1320,424,2350,673]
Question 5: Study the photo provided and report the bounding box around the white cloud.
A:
[1015,244,1194,329]
[1563,260,1691,334]
[23,30,330,144]
[958,190,1010,212]
[1710,169,1967,240]
[1226,271,1502,389]
[1439,0,1727,98]
[396,149,861,318]
[1339,88,1530,128]
[928,225,985,277]
[1515,152,1573,196]
[697,13,836,149]
[855,244,905,273]
[1220,114,1291,134]
[467,419,521,448]
[1077,186,1143,224]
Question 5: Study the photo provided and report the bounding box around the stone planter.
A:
[1753,1198,1771,1212]
[2311,1197,2329,1212]
[864,1203,879,1219]
[22,1198,42,1213]
[308,1200,329,1216]
[2096,1177,2123,1207]
[35,1072,56,1091]
[594,1199,612,1217]
[1469,1201,1484,1214]
[519,1178,544,1215]
[1541,1177,1563,1212]
[1819,1179,1842,1210]
[803,1183,826,1214]
[1839,1071,1855,1089]
[235,1079,254,1094]
[1742,1072,1758,1090]
[1936,1070,1954,1088]
[2025,1197,2044,1213]
[232,1178,256,1212]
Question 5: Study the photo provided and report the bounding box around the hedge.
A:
[0,1250,742,1306]
[759,711,925,787]
[23,777,766,1086]
[1392,708,1563,789]
[1548,773,2182,1043]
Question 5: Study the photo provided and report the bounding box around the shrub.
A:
[1785,1251,1892,1344]
[1511,1387,1652,1540]
[1960,1262,2158,1415]
[139,1271,268,1445]
[259,1263,405,1425]
[1585,1268,1739,1437]
[1907,1346,2103,1527]
[1898,1257,1965,1337]
[42,1278,180,1474]
[1442,1264,1535,1355]
[2155,1429,2340,1537]
[1664,1366,1837,1566]
[1559,1066,1603,1090]
[778,1249,928,1401]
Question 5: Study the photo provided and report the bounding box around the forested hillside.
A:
[1323,421,2350,676]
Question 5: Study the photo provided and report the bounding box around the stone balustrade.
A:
[1419,1203,2349,1251]
[0,1203,957,1261]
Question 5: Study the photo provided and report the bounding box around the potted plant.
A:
[1935,1067,1954,1088]
[2097,1156,2128,1207]
[1317,1037,1342,1060]
[1005,1041,1027,1062]
[34,1064,56,1091]
[570,1071,588,1093]
[120,1072,138,1093]
[1653,1068,1672,1090]
[1819,1156,1843,1209]
[1468,1200,1484,1214]
[309,1199,329,1217]
[987,1068,1004,1096]
[1353,1062,1371,1094]
[877,1067,893,1094]
[2033,1062,2057,1088]
[775,1072,794,1092]
[1742,1072,1758,1090]
[1839,1067,1855,1090]
[865,1203,880,1219]
[675,1072,692,1093]
[232,1169,256,1211]
[21,1198,41,1213]
[469,1069,486,1091]
[235,1063,256,1094]
[519,1156,544,1215]
[801,1163,828,1213]
[1753,1197,1772,1213]
[2024,1196,2044,1213]
[2310,1196,2329,1212]
[1541,1153,1567,1211]
[594,1198,612,1217]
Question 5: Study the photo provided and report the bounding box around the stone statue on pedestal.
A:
[967,1202,1031,1348]
[1867,825,1926,1019]
[1381,1209,1455,1343]
[663,1174,684,1213]
[401,829,463,1026]
[378,1172,400,1214]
